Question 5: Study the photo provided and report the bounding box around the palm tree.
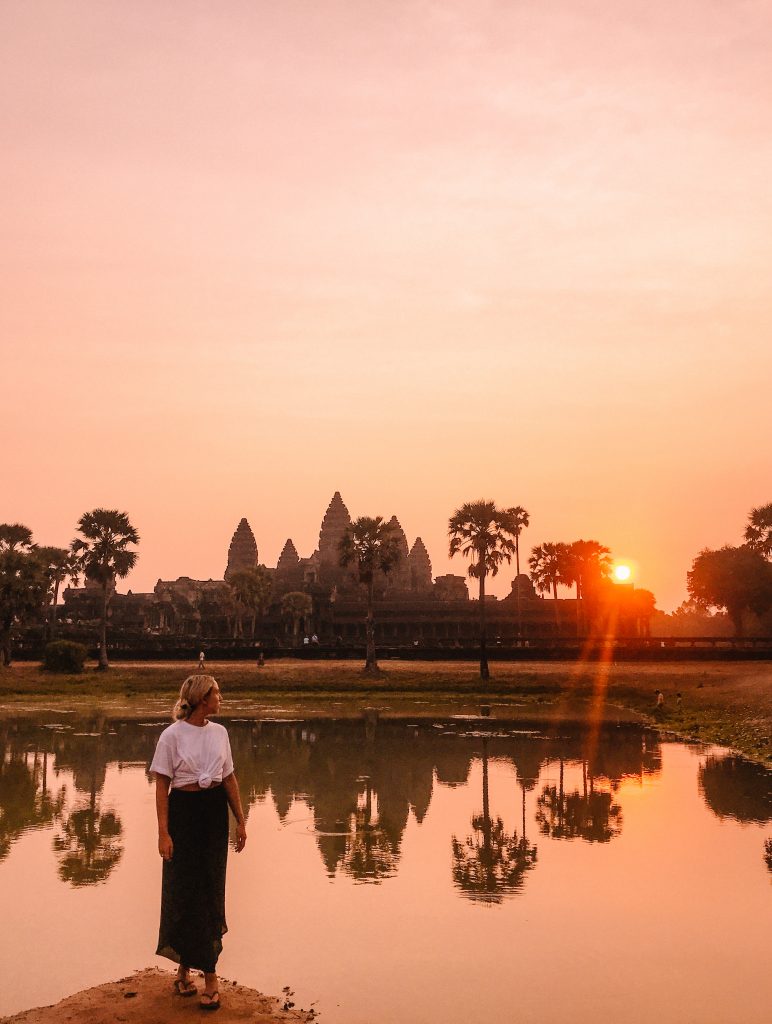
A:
[71,510,139,670]
[0,524,34,552]
[528,542,569,631]
[229,566,273,639]
[281,591,313,646]
[38,546,80,641]
[0,524,45,667]
[339,516,403,673]
[555,540,611,635]
[507,506,530,637]
[745,503,772,559]
[448,501,521,680]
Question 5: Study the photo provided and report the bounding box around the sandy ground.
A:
[0,969,315,1024]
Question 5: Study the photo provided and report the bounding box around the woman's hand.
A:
[158,832,174,860]
[234,822,247,853]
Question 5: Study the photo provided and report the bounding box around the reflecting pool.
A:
[1,705,770,1022]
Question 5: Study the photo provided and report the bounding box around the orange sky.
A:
[2,1,771,611]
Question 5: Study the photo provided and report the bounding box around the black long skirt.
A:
[157,786,229,973]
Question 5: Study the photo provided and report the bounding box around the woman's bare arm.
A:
[155,774,173,860]
[223,772,247,852]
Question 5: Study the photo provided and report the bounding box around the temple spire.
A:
[224,518,258,581]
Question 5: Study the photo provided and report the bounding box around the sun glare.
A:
[614,564,632,582]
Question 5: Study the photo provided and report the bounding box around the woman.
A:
[151,674,247,1011]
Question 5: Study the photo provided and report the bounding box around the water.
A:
[1,704,770,1023]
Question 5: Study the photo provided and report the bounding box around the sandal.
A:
[200,990,220,1012]
[173,977,197,997]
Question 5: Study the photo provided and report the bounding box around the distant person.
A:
[656,690,664,707]
[311,633,319,645]
[198,651,205,670]
[303,635,310,646]
[151,674,247,1012]
[676,692,683,707]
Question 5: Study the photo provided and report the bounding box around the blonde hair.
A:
[173,674,217,721]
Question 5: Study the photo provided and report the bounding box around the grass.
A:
[1,658,771,764]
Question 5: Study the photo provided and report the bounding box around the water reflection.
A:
[0,744,65,862]
[451,737,537,903]
[698,754,772,824]
[2,710,772,1024]
[2,712,771,894]
[54,797,123,886]
[536,758,623,843]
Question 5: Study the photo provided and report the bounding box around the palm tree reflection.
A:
[451,738,537,904]
[53,735,123,886]
[0,747,65,862]
[536,758,622,843]
[341,778,399,882]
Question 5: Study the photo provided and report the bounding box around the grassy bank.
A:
[1,658,770,764]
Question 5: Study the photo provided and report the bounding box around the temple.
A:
[62,491,654,645]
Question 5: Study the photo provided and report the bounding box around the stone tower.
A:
[224,519,258,581]
[408,537,433,593]
[317,491,352,568]
[276,539,300,573]
[274,538,303,590]
[386,516,411,590]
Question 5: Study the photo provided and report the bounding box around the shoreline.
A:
[1,659,770,765]
[0,968,313,1024]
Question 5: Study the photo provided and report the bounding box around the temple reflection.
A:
[0,713,684,891]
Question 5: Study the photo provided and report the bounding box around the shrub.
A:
[44,640,88,673]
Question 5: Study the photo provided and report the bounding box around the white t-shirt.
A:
[150,719,234,789]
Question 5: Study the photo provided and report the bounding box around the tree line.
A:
[2,499,770,673]
[0,510,138,669]
[686,503,772,636]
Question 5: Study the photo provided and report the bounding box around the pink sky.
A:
[2,1,771,611]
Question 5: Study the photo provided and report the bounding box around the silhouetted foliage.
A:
[72,509,139,669]
[44,640,88,673]
[280,591,313,645]
[339,516,404,672]
[744,503,772,559]
[228,565,273,639]
[529,541,569,629]
[38,545,79,641]
[687,546,772,637]
[449,501,523,679]
[0,524,46,667]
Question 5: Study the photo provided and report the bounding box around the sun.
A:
[613,564,632,582]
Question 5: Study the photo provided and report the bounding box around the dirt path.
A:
[0,969,314,1024]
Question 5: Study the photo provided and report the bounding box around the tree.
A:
[281,591,313,646]
[507,506,530,637]
[528,542,569,631]
[448,501,521,680]
[339,516,403,673]
[744,503,772,559]
[562,539,612,634]
[38,546,80,641]
[687,546,772,637]
[0,524,46,667]
[228,566,273,639]
[71,510,139,669]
